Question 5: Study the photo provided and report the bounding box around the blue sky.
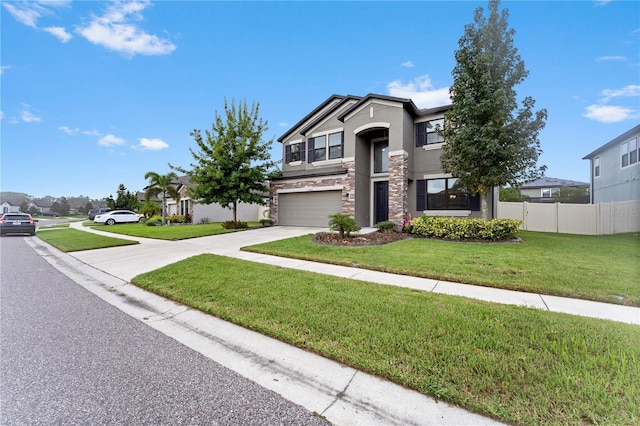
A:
[1,0,638,200]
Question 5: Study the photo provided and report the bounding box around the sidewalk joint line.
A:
[539,294,550,311]
[320,370,358,417]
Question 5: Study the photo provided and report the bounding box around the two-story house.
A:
[583,124,640,203]
[270,94,488,227]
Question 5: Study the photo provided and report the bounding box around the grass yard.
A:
[244,231,640,306]
[132,254,640,426]
[85,221,261,240]
[36,228,138,252]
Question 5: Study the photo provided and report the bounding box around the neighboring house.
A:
[519,177,590,203]
[583,124,640,203]
[32,198,53,214]
[0,200,21,214]
[160,175,268,223]
[270,93,490,227]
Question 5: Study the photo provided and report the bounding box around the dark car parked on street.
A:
[88,208,111,220]
[0,213,36,236]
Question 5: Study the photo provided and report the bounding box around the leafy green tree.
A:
[20,200,29,213]
[144,171,180,225]
[28,206,38,215]
[110,184,139,211]
[499,186,525,202]
[440,0,547,219]
[172,98,278,222]
[553,187,589,204]
[139,200,161,218]
[328,212,360,239]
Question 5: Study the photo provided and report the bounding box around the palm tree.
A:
[144,171,180,225]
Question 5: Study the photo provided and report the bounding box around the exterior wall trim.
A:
[353,122,391,135]
[277,185,343,194]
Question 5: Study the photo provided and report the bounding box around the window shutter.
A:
[416,122,426,147]
[301,141,306,162]
[308,138,314,163]
[469,193,480,211]
[416,179,426,211]
[285,145,291,164]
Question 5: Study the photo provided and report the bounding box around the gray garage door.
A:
[278,191,342,227]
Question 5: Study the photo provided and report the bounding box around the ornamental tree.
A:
[172,98,278,222]
[440,0,547,219]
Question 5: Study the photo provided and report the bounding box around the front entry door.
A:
[374,181,389,224]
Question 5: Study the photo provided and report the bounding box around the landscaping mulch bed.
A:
[313,231,410,246]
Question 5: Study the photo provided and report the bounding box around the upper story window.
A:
[416,118,445,147]
[285,141,305,164]
[621,137,638,168]
[308,131,344,162]
[594,157,600,177]
[373,140,389,173]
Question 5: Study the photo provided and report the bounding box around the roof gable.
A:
[278,95,347,143]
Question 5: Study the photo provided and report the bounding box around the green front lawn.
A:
[132,254,640,426]
[37,228,138,252]
[86,221,262,240]
[244,231,640,306]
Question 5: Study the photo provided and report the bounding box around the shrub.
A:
[328,212,360,238]
[199,217,210,224]
[168,214,186,224]
[222,220,248,229]
[411,215,521,241]
[401,213,414,233]
[147,215,162,223]
[259,218,273,226]
[146,220,161,226]
[375,221,396,232]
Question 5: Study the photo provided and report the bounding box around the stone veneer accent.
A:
[388,152,408,224]
[269,161,354,225]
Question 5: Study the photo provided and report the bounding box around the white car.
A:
[94,210,141,225]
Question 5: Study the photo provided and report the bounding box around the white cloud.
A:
[82,129,101,136]
[43,26,72,43]
[387,74,451,108]
[279,122,290,128]
[600,84,640,102]
[0,65,9,75]
[594,0,612,6]
[76,1,176,57]
[401,61,414,68]
[583,105,636,123]
[2,2,44,27]
[98,134,126,147]
[583,84,639,123]
[19,104,41,123]
[137,137,169,150]
[58,125,79,135]
[596,55,626,62]
[2,1,72,43]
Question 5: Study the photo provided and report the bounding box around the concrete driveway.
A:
[68,223,325,282]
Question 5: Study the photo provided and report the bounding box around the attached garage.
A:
[278,190,342,227]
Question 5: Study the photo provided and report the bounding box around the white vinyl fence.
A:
[497,200,640,235]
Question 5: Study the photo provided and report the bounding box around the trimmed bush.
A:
[328,212,360,238]
[146,220,161,226]
[168,214,186,224]
[411,215,521,241]
[375,220,397,232]
[222,220,248,229]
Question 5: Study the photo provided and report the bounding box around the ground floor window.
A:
[416,178,479,211]
[180,199,190,216]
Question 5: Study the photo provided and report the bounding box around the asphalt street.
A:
[0,236,330,425]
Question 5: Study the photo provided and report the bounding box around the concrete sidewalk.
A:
[31,222,639,425]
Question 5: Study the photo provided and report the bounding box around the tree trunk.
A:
[161,193,167,225]
[480,191,490,220]
[233,201,237,223]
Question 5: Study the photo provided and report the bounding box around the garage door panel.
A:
[279,191,342,227]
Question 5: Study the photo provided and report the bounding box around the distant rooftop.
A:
[520,177,589,189]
